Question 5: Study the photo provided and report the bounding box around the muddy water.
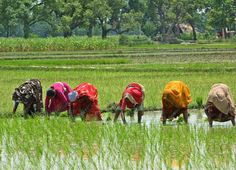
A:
[126,109,234,127]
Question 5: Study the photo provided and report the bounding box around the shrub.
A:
[119,35,153,46]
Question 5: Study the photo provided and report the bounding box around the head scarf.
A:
[207,83,235,116]
[68,91,78,102]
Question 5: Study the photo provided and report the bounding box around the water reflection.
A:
[126,109,234,127]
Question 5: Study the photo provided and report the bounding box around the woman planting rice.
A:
[45,82,72,116]
[161,81,192,124]
[12,79,43,118]
[114,82,145,124]
[205,83,235,127]
[68,82,102,121]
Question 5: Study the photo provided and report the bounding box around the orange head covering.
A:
[162,81,192,108]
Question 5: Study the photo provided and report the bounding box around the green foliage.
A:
[119,35,153,46]
[0,0,18,37]
[207,0,236,32]
[0,0,235,40]
[230,35,236,42]
[179,33,193,41]
[142,21,156,37]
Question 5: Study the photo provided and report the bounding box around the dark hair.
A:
[46,88,56,97]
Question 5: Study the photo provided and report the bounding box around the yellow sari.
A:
[162,81,192,109]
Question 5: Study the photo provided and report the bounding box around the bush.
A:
[230,35,236,42]
[119,35,153,46]
[179,33,193,41]
[119,35,130,45]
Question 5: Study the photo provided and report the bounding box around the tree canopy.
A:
[0,0,235,40]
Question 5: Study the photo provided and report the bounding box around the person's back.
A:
[161,81,192,124]
[114,82,145,124]
[69,83,102,121]
[12,79,43,118]
[205,83,235,127]
[45,82,72,115]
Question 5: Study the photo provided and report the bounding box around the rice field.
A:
[0,44,236,169]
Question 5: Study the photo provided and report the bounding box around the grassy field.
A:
[0,42,236,169]
[1,46,236,114]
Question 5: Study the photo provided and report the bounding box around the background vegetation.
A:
[0,0,235,41]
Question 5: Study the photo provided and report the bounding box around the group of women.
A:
[13,80,236,127]
[44,82,145,122]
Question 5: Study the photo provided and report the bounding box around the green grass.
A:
[1,65,236,115]
[1,48,236,114]
[0,58,130,66]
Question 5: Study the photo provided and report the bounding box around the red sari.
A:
[119,83,145,111]
[71,83,102,121]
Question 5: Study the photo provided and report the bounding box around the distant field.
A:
[0,37,235,52]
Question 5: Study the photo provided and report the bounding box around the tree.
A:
[0,0,18,37]
[86,0,143,38]
[85,0,111,38]
[45,0,86,37]
[207,0,236,38]
[101,0,127,38]
[183,0,205,41]
[145,0,206,40]
[145,0,171,35]
[16,0,46,38]
[104,0,144,38]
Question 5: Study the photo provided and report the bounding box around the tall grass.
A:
[0,37,236,52]
[0,37,119,52]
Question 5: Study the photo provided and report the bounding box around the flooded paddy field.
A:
[0,47,236,169]
[0,110,235,169]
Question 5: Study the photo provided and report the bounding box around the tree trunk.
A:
[222,28,225,39]
[167,22,176,34]
[87,25,93,38]
[190,22,197,41]
[102,26,107,39]
[23,22,30,39]
[6,25,10,37]
[63,30,72,38]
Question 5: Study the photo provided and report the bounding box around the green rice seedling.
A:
[0,118,235,169]
[196,97,203,108]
